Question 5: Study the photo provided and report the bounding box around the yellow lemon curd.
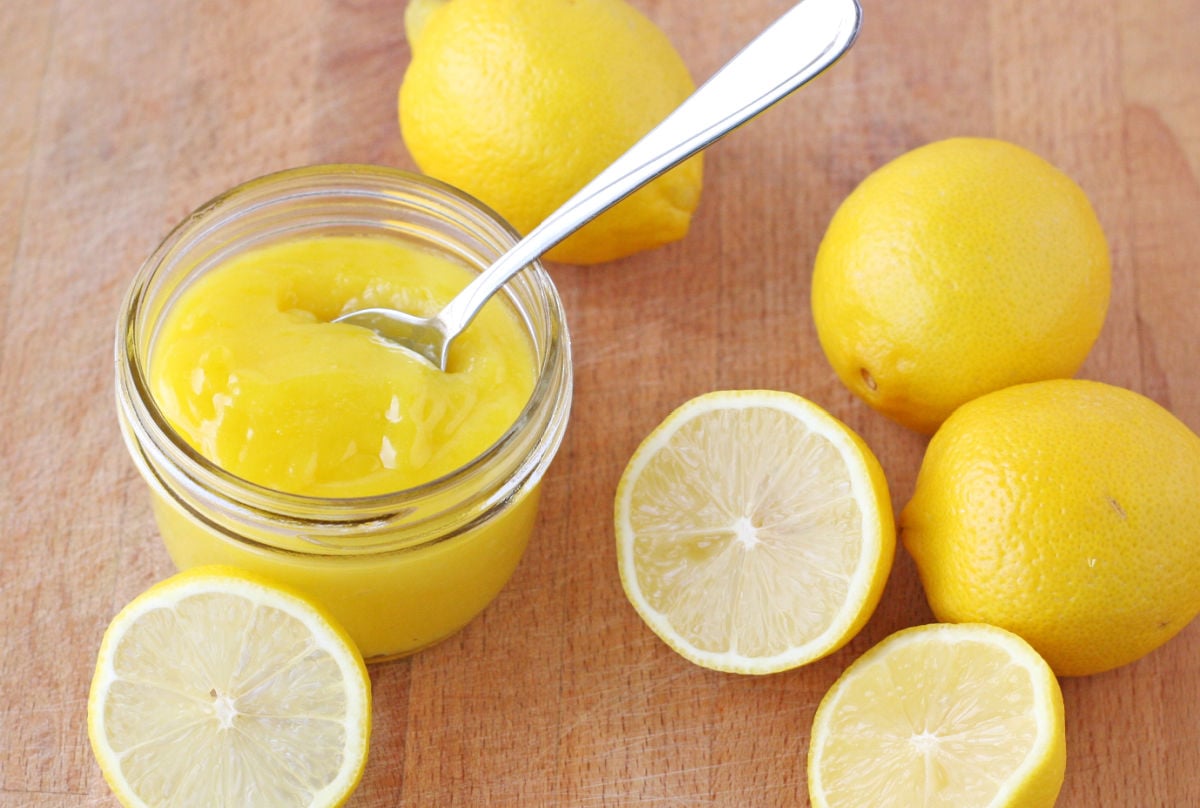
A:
[147,234,539,660]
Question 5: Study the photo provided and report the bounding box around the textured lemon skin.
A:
[808,622,1066,808]
[399,0,702,265]
[900,379,1200,676]
[811,137,1111,434]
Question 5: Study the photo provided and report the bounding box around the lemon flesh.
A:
[399,0,702,265]
[808,623,1066,808]
[614,390,894,674]
[88,567,371,808]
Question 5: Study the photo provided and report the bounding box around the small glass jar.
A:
[115,165,572,662]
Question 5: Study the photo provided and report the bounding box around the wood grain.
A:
[2,0,1198,805]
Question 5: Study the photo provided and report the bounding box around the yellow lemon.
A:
[811,137,1110,433]
[88,566,371,808]
[808,622,1066,808]
[399,0,703,265]
[614,390,895,674]
[900,379,1200,676]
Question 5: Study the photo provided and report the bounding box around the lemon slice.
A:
[808,623,1066,808]
[88,566,371,808]
[614,390,895,674]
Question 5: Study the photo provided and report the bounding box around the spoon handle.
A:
[436,0,862,334]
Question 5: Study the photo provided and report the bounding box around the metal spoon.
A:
[336,0,862,369]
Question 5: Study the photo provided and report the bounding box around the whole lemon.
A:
[900,379,1200,677]
[398,0,703,265]
[811,137,1111,433]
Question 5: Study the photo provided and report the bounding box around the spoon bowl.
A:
[336,0,862,369]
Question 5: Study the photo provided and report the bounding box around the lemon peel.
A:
[399,0,703,264]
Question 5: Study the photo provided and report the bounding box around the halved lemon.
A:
[808,623,1066,808]
[88,566,371,808]
[614,390,895,674]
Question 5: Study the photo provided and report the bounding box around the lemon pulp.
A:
[808,623,1066,808]
[614,390,894,674]
[88,567,371,808]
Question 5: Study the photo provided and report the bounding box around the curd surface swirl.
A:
[150,234,537,497]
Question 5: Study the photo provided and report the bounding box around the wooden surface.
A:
[3,1,1199,805]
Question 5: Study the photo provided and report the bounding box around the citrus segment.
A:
[614,390,894,674]
[88,566,371,808]
[808,622,1066,808]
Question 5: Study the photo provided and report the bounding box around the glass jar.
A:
[115,165,572,662]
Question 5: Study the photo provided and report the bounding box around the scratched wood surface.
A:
[3,1,1199,805]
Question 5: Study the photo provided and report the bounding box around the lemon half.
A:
[808,622,1066,808]
[88,566,371,808]
[614,390,895,674]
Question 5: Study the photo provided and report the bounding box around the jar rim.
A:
[115,163,572,530]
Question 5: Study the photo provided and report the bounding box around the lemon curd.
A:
[150,235,535,498]
[116,166,572,662]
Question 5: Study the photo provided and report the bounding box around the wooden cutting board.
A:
[3,1,1198,805]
